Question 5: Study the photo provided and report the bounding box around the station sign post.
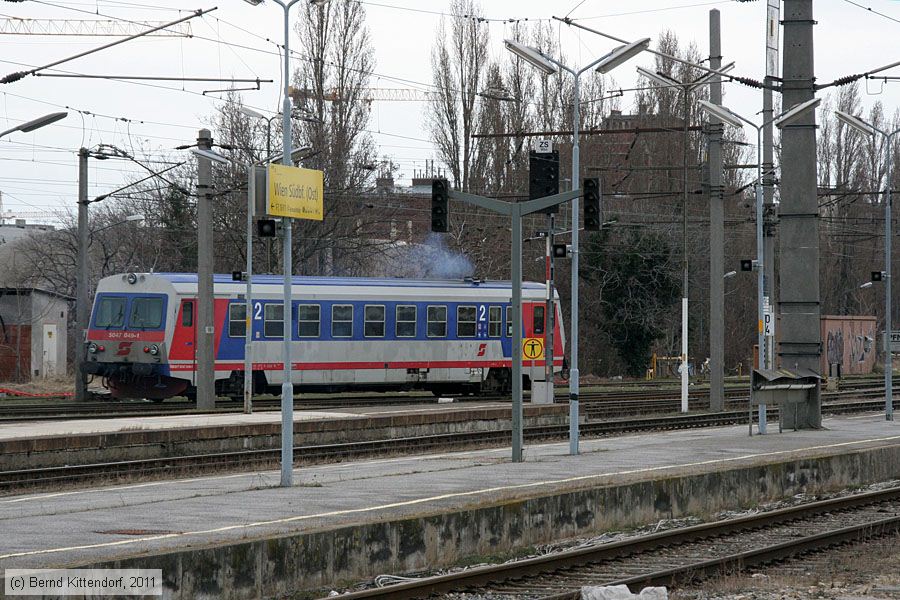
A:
[267,163,324,221]
[264,163,323,488]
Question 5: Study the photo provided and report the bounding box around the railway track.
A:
[0,379,886,423]
[326,486,900,599]
[0,398,886,494]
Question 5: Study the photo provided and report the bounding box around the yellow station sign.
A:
[267,163,324,220]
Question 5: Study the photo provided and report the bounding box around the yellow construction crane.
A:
[290,87,433,104]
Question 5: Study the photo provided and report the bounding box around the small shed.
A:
[0,288,71,381]
[821,315,877,376]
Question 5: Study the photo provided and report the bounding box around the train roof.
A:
[152,273,546,290]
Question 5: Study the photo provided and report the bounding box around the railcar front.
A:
[82,273,185,400]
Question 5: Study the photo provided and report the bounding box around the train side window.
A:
[396,305,416,338]
[332,304,353,338]
[533,306,545,335]
[505,307,512,337]
[488,306,502,337]
[181,301,193,327]
[364,305,385,338]
[457,305,476,337]
[298,304,320,338]
[229,303,246,337]
[264,303,284,338]
[427,305,447,338]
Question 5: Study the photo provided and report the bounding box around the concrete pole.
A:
[75,148,89,402]
[779,0,821,428]
[707,9,725,412]
[244,169,254,414]
[196,128,216,411]
[569,73,581,455]
[681,85,690,413]
[754,126,767,433]
[885,131,895,421]
[511,202,524,462]
[763,78,777,369]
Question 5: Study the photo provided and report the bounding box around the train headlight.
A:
[149,344,159,356]
[97,345,105,352]
[88,342,98,354]
[126,272,138,285]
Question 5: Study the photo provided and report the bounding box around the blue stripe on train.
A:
[215,299,518,360]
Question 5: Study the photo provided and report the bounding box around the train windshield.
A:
[95,296,126,328]
[129,297,164,329]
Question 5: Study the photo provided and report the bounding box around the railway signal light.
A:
[583,178,601,231]
[872,271,885,282]
[553,243,570,259]
[432,178,449,233]
[232,271,247,282]
[740,259,758,272]
[529,150,560,213]
[257,218,278,238]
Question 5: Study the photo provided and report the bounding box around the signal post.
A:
[431,180,599,463]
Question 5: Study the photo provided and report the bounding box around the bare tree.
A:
[427,0,489,192]
[289,0,398,275]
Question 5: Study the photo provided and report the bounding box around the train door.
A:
[181,299,197,380]
[521,302,546,367]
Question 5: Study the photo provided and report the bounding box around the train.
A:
[82,272,565,400]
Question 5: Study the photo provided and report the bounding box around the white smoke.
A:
[391,233,474,280]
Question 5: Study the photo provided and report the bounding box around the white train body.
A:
[83,273,564,399]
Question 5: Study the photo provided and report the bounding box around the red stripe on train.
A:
[87,330,166,342]
[168,359,565,372]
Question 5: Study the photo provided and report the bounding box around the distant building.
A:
[0,219,55,246]
[0,288,70,381]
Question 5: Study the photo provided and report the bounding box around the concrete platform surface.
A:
[0,401,514,441]
[1,413,898,572]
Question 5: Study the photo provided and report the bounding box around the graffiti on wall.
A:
[826,329,843,366]
[822,317,877,375]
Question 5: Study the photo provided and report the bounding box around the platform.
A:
[0,401,519,441]
[0,402,567,471]
[1,414,899,598]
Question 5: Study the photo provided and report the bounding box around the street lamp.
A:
[90,214,144,236]
[0,111,67,139]
[505,35,649,455]
[637,63,734,414]
[835,109,900,421]
[698,96,820,432]
[240,106,319,158]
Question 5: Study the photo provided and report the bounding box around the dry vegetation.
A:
[675,534,900,600]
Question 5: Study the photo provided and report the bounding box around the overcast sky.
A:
[1,0,898,225]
